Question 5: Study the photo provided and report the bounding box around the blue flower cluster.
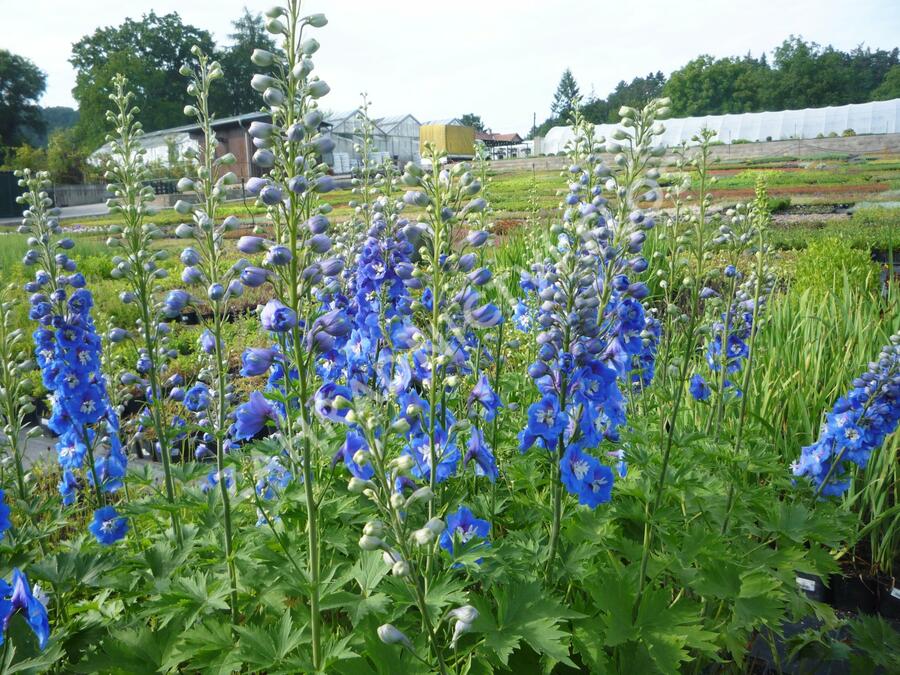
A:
[793,336,900,496]
[515,131,662,510]
[19,180,127,545]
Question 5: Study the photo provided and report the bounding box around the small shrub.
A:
[842,128,856,137]
[792,236,878,297]
[767,196,791,213]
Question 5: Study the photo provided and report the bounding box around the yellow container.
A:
[419,124,475,158]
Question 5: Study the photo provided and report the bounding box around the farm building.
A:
[476,131,527,159]
[541,98,900,155]
[376,114,422,165]
[90,108,426,177]
[89,111,271,181]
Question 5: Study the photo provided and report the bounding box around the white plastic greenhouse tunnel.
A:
[541,97,900,155]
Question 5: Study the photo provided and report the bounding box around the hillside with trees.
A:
[533,36,900,136]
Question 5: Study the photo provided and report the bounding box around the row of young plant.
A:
[0,2,897,671]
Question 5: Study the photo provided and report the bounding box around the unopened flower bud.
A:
[377,624,412,649]
[359,535,383,551]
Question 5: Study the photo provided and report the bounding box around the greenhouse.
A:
[542,97,900,154]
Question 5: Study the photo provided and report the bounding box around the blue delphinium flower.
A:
[313,382,353,423]
[256,457,292,500]
[88,505,128,545]
[18,174,124,518]
[560,445,614,508]
[521,395,566,452]
[184,383,211,412]
[690,374,711,402]
[260,300,297,333]
[468,372,502,422]
[232,391,280,441]
[402,425,460,485]
[793,336,899,496]
[512,300,534,333]
[464,428,498,482]
[1,568,51,649]
[331,430,374,479]
[439,505,491,561]
[241,347,279,377]
[202,468,234,494]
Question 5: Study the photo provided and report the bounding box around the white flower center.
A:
[591,475,608,493]
[459,525,478,543]
[573,458,590,480]
[537,408,555,425]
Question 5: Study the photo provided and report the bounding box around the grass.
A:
[769,207,900,251]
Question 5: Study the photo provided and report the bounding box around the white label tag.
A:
[796,577,816,592]
[891,587,900,600]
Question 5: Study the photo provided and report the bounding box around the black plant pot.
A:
[877,578,900,620]
[831,574,878,614]
[795,571,830,603]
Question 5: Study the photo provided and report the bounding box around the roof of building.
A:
[476,132,523,144]
[423,118,463,126]
[376,113,422,131]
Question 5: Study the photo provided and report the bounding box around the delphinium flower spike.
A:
[793,332,900,497]
[520,102,670,578]
[15,170,127,545]
[176,47,243,619]
[103,74,182,540]
[235,3,335,666]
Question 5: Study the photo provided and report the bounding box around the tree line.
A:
[0,9,277,181]
[534,36,900,136]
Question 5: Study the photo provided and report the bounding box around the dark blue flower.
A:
[241,347,278,376]
[232,392,279,440]
[3,568,50,649]
[522,395,566,450]
[331,430,374,479]
[560,446,614,509]
[260,300,297,332]
[89,506,128,545]
[313,382,352,423]
[468,373,502,422]
[402,427,460,484]
[689,374,711,402]
[464,428,498,482]
[184,383,211,412]
[439,506,490,560]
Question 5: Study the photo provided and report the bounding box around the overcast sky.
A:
[2,0,899,133]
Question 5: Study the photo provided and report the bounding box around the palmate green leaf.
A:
[424,572,469,620]
[28,547,117,592]
[235,612,306,672]
[352,550,390,595]
[140,572,230,629]
[589,575,718,673]
[165,619,242,674]
[732,569,786,631]
[70,622,182,674]
[470,581,581,667]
